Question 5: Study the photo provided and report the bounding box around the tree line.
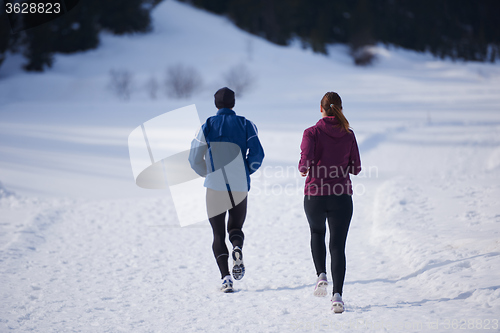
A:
[180,0,500,63]
[0,0,162,71]
[1,0,499,72]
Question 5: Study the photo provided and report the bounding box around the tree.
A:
[0,11,10,69]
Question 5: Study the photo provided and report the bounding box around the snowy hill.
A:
[1,0,500,331]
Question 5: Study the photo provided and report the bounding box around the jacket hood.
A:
[316,117,347,138]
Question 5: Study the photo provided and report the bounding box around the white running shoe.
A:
[313,273,328,297]
[331,293,344,313]
[221,275,234,293]
[232,246,245,280]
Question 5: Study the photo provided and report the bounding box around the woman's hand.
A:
[300,168,309,177]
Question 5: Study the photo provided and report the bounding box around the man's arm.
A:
[246,121,264,174]
[188,124,209,177]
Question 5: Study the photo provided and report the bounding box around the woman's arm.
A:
[349,132,362,175]
[299,129,315,177]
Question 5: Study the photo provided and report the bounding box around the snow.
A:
[1,0,500,331]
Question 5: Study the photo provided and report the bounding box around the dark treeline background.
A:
[1,0,499,72]
[0,0,162,71]
[181,0,500,63]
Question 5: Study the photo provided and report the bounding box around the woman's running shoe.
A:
[331,293,344,313]
[313,272,328,297]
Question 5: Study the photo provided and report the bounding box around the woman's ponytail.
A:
[321,92,350,133]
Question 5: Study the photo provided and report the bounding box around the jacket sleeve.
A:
[188,123,208,177]
[298,128,315,173]
[349,132,362,175]
[245,121,264,174]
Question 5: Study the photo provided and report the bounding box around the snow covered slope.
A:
[1,0,500,331]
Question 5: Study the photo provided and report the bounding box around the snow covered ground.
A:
[1,0,500,331]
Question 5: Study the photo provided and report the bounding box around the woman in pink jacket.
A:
[298,92,361,313]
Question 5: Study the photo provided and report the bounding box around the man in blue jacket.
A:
[189,87,264,292]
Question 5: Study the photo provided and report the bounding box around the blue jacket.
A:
[189,108,264,191]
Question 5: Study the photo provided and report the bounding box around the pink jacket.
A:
[298,116,361,196]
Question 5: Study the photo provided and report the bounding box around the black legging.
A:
[304,194,353,295]
[208,195,247,278]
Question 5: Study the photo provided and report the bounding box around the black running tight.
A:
[208,194,247,279]
[304,194,353,295]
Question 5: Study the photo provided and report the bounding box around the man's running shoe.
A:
[232,246,245,280]
[221,275,234,293]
